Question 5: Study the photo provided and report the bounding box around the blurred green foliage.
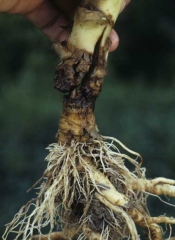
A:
[0,0,175,238]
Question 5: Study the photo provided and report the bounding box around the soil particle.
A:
[87,198,112,232]
[87,198,130,239]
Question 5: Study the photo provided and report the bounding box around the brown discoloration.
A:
[54,34,108,96]
[54,49,92,93]
[80,3,114,26]
[54,5,108,97]
[87,199,128,240]
[55,25,109,143]
[76,6,106,23]
[55,37,108,143]
[57,97,98,143]
[146,224,163,240]
[87,199,114,232]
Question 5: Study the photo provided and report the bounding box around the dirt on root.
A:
[87,198,129,240]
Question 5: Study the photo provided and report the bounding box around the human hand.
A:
[0,0,130,52]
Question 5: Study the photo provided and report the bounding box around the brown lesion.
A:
[54,32,108,95]
[57,96,99,143]
[54,48,92,93]
[53,4,109,97]
[54,29,110,144]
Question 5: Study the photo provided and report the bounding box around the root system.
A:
[3,136,175,240]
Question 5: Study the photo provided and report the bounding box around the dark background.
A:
[0,0,175,238]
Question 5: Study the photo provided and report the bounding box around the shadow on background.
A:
[0,0,175,238]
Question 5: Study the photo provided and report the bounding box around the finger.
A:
[125,0,131,6]
[0,0,43,14]
[51,0,81,20]
[120,0,131,13]
[110,0,131,52]
[109,29,119,52]
[120,1,126,13]
[24,0,69,42]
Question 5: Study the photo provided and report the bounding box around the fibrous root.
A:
[3,136,175,240]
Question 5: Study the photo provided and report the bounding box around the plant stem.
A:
[53,0,123,143]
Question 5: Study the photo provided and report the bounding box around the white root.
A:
[3,137,175,240]
[128,208,175,225]
[82,224,106,240]
[31,232,67,240]
[130,178,175,196]
[83,157,129,207]
[101,135,142,164]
